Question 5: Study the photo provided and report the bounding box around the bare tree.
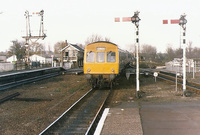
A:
[54,41,66,54]
[141,44,157,62]
[85,34,110,45]
[8,40,25,61]
[124,44,136,58]
[187,41,193,58]
[29,42,45,55]
[165,45,175,61]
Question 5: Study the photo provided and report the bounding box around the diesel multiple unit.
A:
[84,41,131,88]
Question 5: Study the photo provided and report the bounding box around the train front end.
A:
[84,41,119,88]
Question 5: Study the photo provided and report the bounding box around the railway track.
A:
[157,71,200,92]
[39,88,111,135]
[0,67,83,91]
[0,72,60,91]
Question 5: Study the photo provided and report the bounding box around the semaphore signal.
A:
[22,10,46,67]
[114,11,141,98]
[163,13,187,97]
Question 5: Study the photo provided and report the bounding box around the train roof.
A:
[86,41,130,53]
[86,41,118,47]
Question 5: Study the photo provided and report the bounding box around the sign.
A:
[154,72,158,77]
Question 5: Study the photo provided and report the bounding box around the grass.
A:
[53,88,61,92]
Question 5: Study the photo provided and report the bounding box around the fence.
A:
[165,63,200,73]
[0,63,14,72]
[0,62,54,72]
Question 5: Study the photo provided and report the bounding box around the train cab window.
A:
[97,52,105,63]
[86,51,95,63]
[107,51,116,62]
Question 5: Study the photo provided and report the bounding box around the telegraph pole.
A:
[115,11,141,98]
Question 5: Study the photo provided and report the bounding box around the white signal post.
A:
[22,10,46,68]
[115,11,141,98]
[163,13,187,97]
[180,14,187,96]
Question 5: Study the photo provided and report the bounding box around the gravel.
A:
[0,74,90,135]
[1,71,200,135]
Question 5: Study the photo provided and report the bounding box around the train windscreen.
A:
[86,51,95,63]
[97,52,105,63]
[107,51,116,62]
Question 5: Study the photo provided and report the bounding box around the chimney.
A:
[65,40,68,46]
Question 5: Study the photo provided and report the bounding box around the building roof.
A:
[61,43,84,52]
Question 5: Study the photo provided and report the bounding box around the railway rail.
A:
[156,70,200,94]
[0,92,20,104]
[0,72,60,91]
[39,88,111,135]
[0,67,75,91]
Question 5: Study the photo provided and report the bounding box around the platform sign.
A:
[154,72,158,77]
[154,72,158,82]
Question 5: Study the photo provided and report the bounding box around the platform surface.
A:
[100,102,143,135]
[100,101,200,135]
[140,102,200,135]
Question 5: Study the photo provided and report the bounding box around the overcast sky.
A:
[0,0,199,53]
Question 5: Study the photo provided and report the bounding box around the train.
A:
[83,41,132,89]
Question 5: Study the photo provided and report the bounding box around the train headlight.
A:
[111,68,115,72]
[110,74,115,80]
[87,68,91,72]
[86,74,92,80]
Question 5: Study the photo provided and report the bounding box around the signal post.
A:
[22,10,46,68]
[163,14,187,96]
[115,11,141,98]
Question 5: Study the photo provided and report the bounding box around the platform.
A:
[98,101,200,135]
[98,102,143,135]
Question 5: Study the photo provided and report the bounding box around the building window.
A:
[65,52,69,57]
[72,50,77,57]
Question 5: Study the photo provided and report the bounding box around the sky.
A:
[0,0,200,53]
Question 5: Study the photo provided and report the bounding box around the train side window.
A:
[86,51,95,63]
[97,52,105,63]
[107,51,116,62]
